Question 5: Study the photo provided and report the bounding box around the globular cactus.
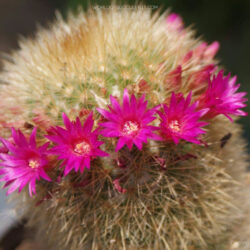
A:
[0,6,249,250]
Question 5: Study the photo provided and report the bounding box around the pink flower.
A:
[188,64,216,88]
[138,79,150,94]
[182,50,193,64]
[164,65,182,88]
[193,41,220,61]
[158,92,208,144]
[193,42,207,59]
[204,41,220,60]
[166,13,184,31]
[0,128,51,196]
[97,89,160,151]
[113,179,127,194]
[46,112,108,176]
[198,70,247,121]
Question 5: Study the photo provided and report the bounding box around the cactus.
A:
[0,6,248,250]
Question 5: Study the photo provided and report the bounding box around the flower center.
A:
[74,141,91,155]
[28,159,40,169]
[169,120,181,132]
[122,120,140,136]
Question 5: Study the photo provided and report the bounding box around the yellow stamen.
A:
[122,121,139,136]
[29,160,40,169]
[169,120,181,132]
[74,141,91,155]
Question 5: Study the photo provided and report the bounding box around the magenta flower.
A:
[157,92,208,144]
[198,70,247,121]
[97,89,160,151]
[46,112,108,176]
[0,128,51,196]
[166,13,184,32]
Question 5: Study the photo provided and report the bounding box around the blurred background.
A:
[0,0,249,249]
